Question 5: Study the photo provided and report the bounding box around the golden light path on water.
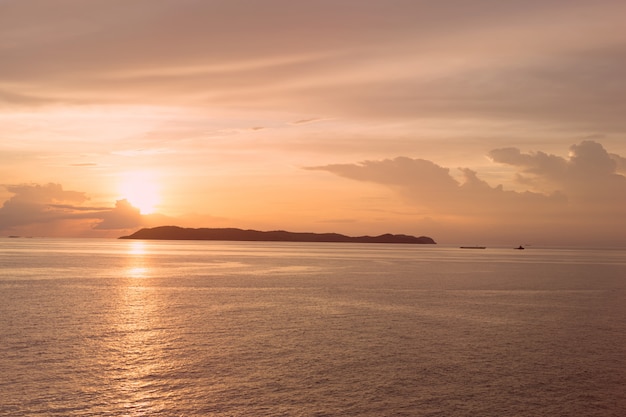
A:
[126,241,150,279]
[110,239,168,414]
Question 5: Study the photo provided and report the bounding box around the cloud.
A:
[307,157,562,217]
[0,183,88,228]
[308,141,626,244]
[489,140,626,207]
[0,88,54,107]
[613,153,626,174]
[487,147,570,192]
[0,183,143,232]
[289,118,328,125]
[2,0,625,133]
[93,199,142,230]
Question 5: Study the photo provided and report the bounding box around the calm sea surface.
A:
[1,238,625,416]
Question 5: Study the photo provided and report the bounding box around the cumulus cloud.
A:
[613,153,626,174]
[93,199,142,230]
[0,183,143,232]
[308,141,626,245]
[489,141,626,208]
[307,157,563,217]
[0,183,87,228]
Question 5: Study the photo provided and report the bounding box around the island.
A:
[119,226,436,244]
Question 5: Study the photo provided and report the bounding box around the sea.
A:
[0,238,624,416]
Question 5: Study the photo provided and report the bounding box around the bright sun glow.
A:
[118,172,160,214]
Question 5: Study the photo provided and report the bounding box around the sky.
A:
[1,0,625,246]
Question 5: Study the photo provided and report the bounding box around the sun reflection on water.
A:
[125,241,150,278]
[126,266,149,278]
[109,243,171,414]
[128,240,147,256]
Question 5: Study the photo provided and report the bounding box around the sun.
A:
[118,171,160,214]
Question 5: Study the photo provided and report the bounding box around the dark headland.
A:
[119,226,436,244]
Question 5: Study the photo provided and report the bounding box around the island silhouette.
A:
[120,226,436,244]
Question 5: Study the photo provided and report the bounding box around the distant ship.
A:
[514,245,525,250]
[460,246,486,249]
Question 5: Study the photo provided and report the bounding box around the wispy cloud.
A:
[289,118,330,125]
[112,148,174,157]
[3,0,624,131]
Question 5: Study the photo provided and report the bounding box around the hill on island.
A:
[119,226,436,244]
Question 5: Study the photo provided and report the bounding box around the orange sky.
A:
[1,0,625,246]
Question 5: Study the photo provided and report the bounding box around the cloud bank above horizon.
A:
[0,183,143,235]
[2,141,624,245]
[308,141,626,245]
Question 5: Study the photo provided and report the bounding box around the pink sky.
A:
[1,0,625,246]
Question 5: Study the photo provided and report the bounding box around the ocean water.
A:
[0,238,624,416]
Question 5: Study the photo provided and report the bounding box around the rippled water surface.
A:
[1,238,625,416]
